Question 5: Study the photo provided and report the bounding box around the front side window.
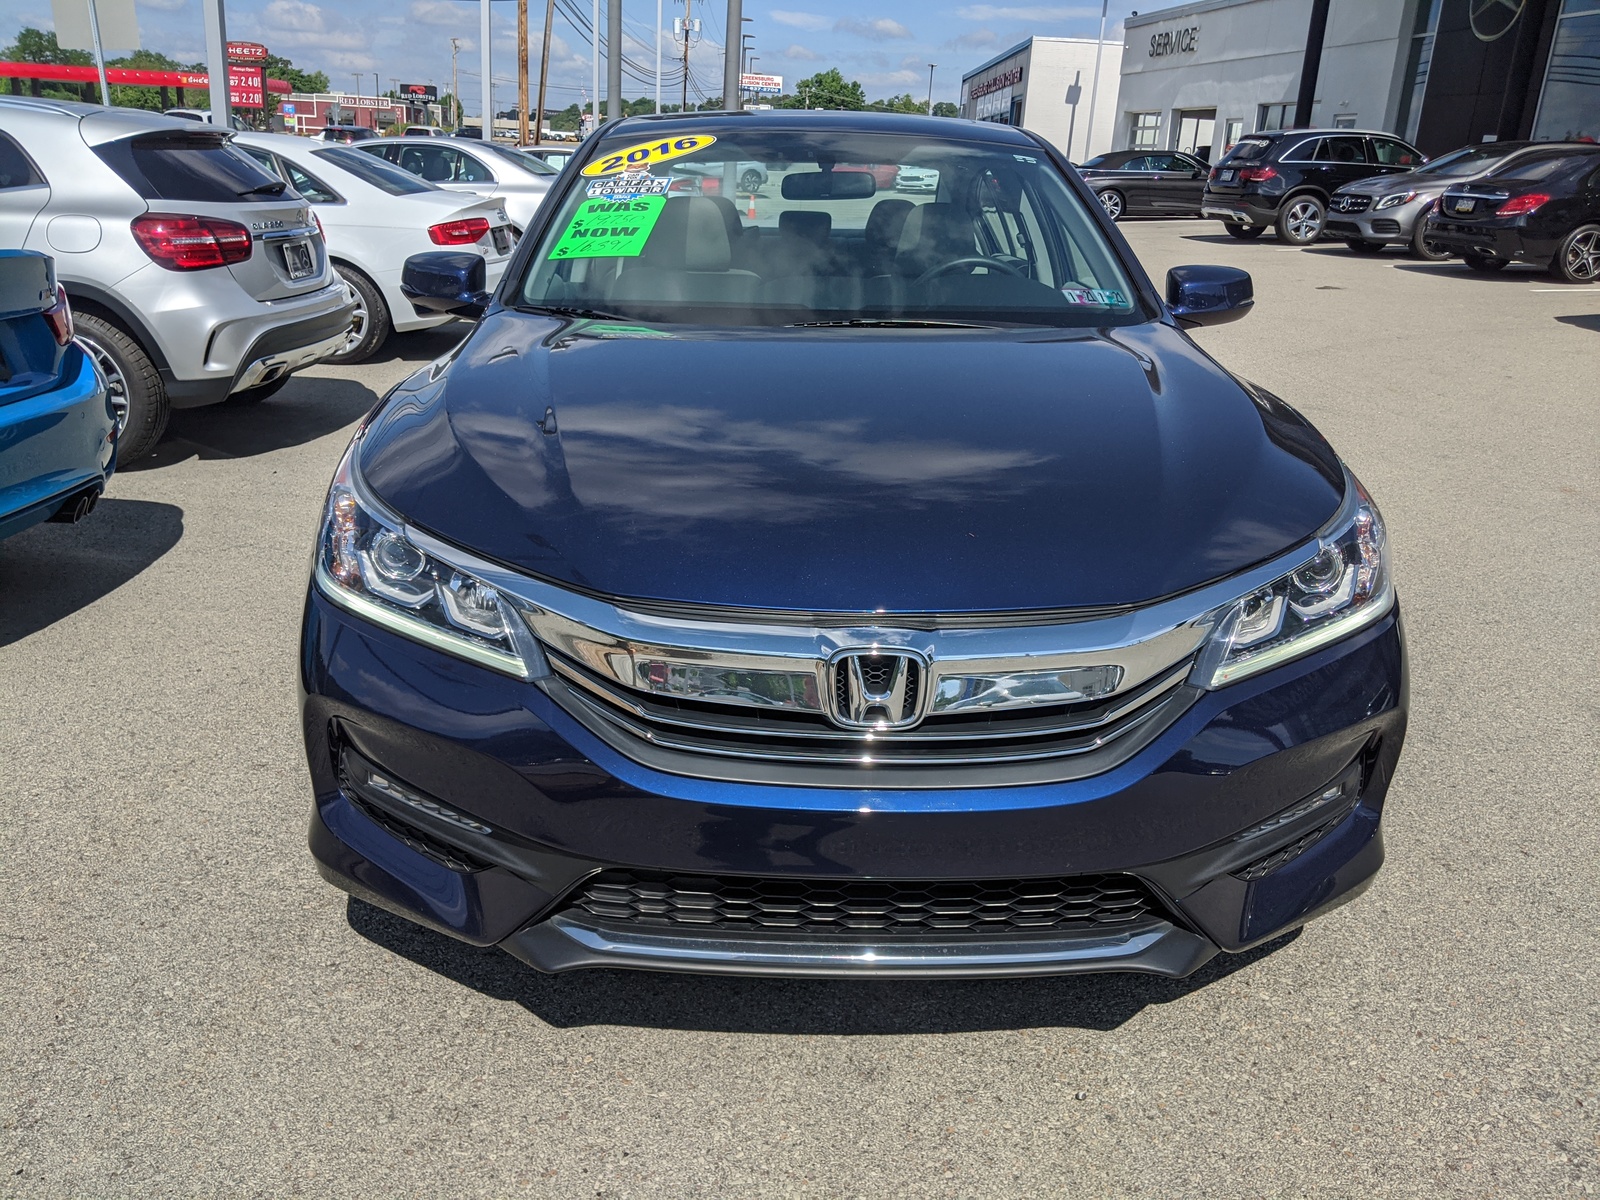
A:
[1370,138,1422,166]
[451,150,494,183]
[516,130,1144,329]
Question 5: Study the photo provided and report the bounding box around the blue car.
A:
[0,250,114,541]
[301,112,1407,979]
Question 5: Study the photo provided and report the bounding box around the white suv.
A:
[0,98,356,460]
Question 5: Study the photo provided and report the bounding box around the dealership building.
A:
[959,37,1125,162]
[1112,0,1599,161]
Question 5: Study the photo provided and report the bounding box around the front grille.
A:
[1325,219,1360,236]
[542,648,1192,777]
[1330,195,1371,214]
[562,869,1164,937]
[339,760,488,872]
[831,653,920,723]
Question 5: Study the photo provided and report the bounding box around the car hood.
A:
[358,316,1345,613]
[1340,174,1440,198]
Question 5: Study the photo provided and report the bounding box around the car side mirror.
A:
[1166,265,1253,327]
[401,252,490,319]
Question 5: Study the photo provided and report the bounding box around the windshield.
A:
[315,146,437,195]
[480,143,560,176]
[515,128,1144,328]
[1415,144,1519,178]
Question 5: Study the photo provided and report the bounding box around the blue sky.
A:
[6,0,1151,113]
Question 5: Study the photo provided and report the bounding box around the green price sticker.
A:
[547,197,667,260]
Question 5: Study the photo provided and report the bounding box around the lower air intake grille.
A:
[562,869,1164,936]
[1234,817,1341,882]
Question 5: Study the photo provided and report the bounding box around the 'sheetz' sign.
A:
[226,40,269,62]
[228,64,265,108]
[969,65,1022,99]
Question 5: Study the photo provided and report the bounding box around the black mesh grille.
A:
[562,869,1164,936]
[339,761,488,873]
[1234,817,1341,882]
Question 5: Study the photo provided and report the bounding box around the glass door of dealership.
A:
[1174,109,1217,162]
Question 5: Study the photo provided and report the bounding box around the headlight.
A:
[1374,190,1416,210]
[313,440,542,678]
[1193,477,1394,689]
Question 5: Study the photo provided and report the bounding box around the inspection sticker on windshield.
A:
[586,171,672,199]
[1062,288,1128,306]
[581,134,717,177]
[547,196,667,260]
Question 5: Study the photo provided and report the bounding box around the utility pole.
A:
[591,0,599,128]
[607,0,622,120]
[451,37,461,130]
[680,0,692,112]
[655,0,662,113]
[722,0,741,111]
[352,72,362,96]
[925,63,935,114]
[201,0,230,128]
[535,0,554,141]
[518,0,530,143]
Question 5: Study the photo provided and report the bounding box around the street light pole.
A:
[201,0,231,127]
[451,37,461,129]
[481,0,492,136]
[926,62,935,115]
[722,0,742,110]
[1084,0,1108,158]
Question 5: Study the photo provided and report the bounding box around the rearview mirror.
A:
[781,170,876,200]
[1166,265,1253,327]
[401,252,490,319]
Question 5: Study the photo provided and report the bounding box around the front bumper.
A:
[1324,199,1425,243]
[0,346,115,541]
[302,589,1407,978]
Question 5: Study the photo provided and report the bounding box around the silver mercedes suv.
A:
[0,98,356,460]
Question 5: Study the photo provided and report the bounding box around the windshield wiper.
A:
[516,303,635,322]
[786,317,1002,329]
[237,181,288,197]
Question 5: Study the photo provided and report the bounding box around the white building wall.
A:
[1114,0,1414,154]
[961,37,1124,163]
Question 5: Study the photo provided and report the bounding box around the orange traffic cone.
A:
[747,193,757,220]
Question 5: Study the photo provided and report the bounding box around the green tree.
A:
[261,53,328,97]
[3,27,93,66]
[932,100,958,118]
[866,92,925,114]
[779,69,864,111]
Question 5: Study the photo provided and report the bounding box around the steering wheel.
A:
[913,256,1028,287]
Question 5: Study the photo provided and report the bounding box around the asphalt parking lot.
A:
[3,221,1597,1198]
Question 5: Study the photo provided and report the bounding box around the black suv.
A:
[1202,129,1424,244]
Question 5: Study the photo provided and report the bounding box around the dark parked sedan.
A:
[1426,145,1600,282]
[1079,150,1209,220]
[1203,129,1423,244]
[302,111,1407,980]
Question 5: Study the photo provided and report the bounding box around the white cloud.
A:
[408,0,465,27]
[257,0,369,50]
[138,0,189,12]
[782,43,820,61]
[835,16,911,40]
[956,4,1097,19]
[858,69,919,87]
[770,9,830,32]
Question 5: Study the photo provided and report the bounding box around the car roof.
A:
[588,108,1039,147]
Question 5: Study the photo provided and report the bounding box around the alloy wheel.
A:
[1564,230,1600,281]
[1285,200,1322,243]
[340,292,369,355]
[1098,190,1123,220]
[76,333,129,436]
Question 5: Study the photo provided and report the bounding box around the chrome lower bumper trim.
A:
[232,327,352,393]
[502,913,1219,978]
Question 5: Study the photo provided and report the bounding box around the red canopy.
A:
[0,61,292,94]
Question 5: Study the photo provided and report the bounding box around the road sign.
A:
[228,63,264,108]
[226,40,268,62]
[740,72,782,95]
[52,0,140,51]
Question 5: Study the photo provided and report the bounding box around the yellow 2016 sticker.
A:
[580,134,717,177]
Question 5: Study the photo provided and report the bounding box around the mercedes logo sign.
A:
[1470,0,1526,42]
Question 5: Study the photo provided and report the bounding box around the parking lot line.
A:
[1528,287,1600,293]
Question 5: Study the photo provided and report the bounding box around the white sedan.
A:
[233,133,517,363]
[352,137,558,232]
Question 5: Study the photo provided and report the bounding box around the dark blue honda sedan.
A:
[301,112,1406,979]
